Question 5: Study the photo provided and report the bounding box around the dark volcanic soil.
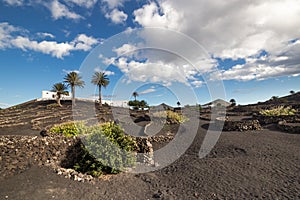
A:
[0,100,300,199]
[0,121,299,199]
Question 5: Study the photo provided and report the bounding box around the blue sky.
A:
[0,0,300,108]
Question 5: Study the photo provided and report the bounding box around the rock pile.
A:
[215,118,262,132]
[55,168,94,183]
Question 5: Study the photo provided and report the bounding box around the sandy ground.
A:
[0,119,299,199]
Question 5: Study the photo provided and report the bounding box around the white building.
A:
[38,90,72,101]
[97,99,129,108]
[37,91,128,107]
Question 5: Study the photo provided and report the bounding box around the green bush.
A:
[49,121,87,137]
[259,106,297,116]
[78,122,137,174]
[73,145,104,177]
[49,121,137,175]
[152,110,188,123]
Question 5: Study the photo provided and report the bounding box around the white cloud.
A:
[11,36,74,58]
[113,43,137,57]
[63,0,98,8]
[105,9,128,24]
[98,37,214,87]
[73,34,99,51]
[0,22,99,58]
[133,1,183,30]
[132,0,300,81]
[46,0,83,20]
[210,41,300,81]
[101,0,126,9]
[2,0,24,6]
[0,22,17,48]
[94,68,115,76]
[103,70,115,76]
[63,69,80,74]
[112,57,190,86]
[191,80,204,88]
[139,88,156,95]
[36,32,55,39]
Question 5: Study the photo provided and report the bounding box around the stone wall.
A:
[215,118,262,132]
[278,121,300,134]
[0,135,94,181]
[253,114,299,125]
[0,134,170,181]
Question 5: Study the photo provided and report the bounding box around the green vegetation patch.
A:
[49,121,87,137]
[79,122,137,175]
[152,110,189,123]
[50,121,137,176]
[259,106,297,116]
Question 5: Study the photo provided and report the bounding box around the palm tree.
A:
[64,71,85,106]
[132,92,138,101]
[51,83,69,107]
[91,72,110,107]
[230,99,236,106]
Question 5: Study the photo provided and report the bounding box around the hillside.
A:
[227,92,300,113]
[0,100,113,136]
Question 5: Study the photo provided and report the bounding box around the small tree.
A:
[290,90,295,95]
[198,104,202,112]
[132,92,138,101]
[230,99,236,106]
[271,96,279,101]
[139,100,149,110]
[51,83,69,107]
[128,100,139,110]
[177,101,181,107]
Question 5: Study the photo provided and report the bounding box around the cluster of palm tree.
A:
[128,91,149,110]
[51,71,109,107]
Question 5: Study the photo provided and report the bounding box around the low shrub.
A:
[259,106,297,116]
[50,121,137,175]
[152,110,188,123]
[49,121,87,137]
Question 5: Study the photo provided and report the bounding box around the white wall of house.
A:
[39,91,72,100]
[38,92,128,107]
[100,100,129,108]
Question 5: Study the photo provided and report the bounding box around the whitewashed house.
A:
[38,91,72,101]
[37,91,128,107]
[95,99,129,108]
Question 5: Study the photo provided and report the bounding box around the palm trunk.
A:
[99,85,102,107]
[72,85,75,107]
[57,94,62,107]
